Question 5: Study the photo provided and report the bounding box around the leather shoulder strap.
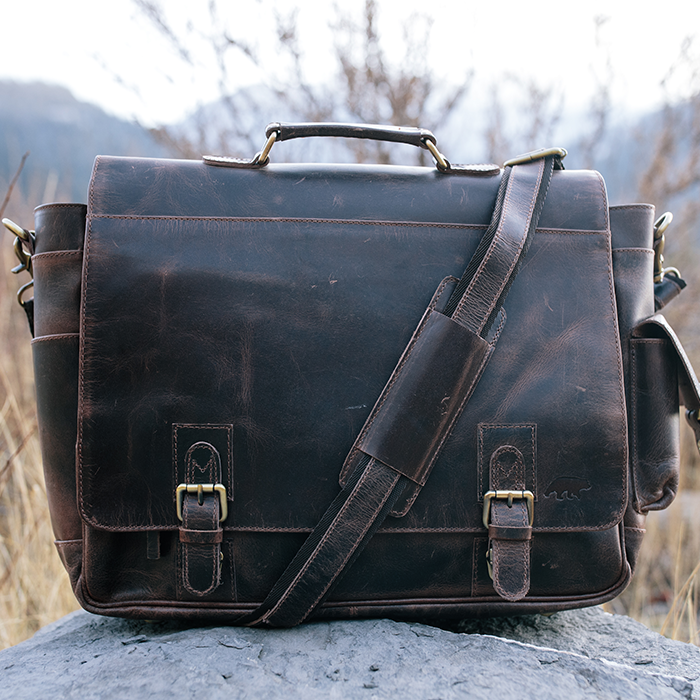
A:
[238,156,557,627]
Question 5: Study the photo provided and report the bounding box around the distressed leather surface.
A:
[28,157,688,621]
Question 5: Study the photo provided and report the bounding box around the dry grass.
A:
[0,206,79,650]
[1,199,700,651]
[608,425,700,644]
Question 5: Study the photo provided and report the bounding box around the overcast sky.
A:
[2,0,700,126]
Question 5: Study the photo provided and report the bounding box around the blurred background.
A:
[2,0,700,648]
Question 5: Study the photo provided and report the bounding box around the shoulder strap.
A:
[231,155,559,627]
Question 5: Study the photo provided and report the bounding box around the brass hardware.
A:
[4,218,35,277]
[654,211,673,237]
[653,212,677,283]
[482,490,534,528]
[4,218,35,309]
[3,218,32,242]
[12,236,32,275]
[504,147,567,168]
[688,409,700,452]
[422,137,450,171]
[17,280,33,308]
[486,546,494,579]
[176,483,228,522]
[483,490,534,580]
[252,130,278,166]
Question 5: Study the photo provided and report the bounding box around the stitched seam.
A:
[536,229,607,235]
[77,155,99,524]
[35,203,85,209]
[604,219,629,524]
[471,539,480,596]
[31,333,80,344]
[173,424,232,505]
[489,309,507,347]
[609,204,655,211]
[90,213,606,235]
[595,172,610,232]
[612,248,654,255]
[478,424,536,499]
[229,541,237,602]
[182,498,219,596]
[532,424,538,501]
[91,214,485,230]
[390,483,420,517]
[490,446,526,490]
[492,502,530,598]
[630,342,642,512]
[32,250,83,261]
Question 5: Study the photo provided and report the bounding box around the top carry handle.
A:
[203,121,516,174]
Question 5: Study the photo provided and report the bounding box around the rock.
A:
[1,607,699,699]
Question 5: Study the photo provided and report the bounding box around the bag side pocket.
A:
[32,334,81,542]
[630,337,680,512]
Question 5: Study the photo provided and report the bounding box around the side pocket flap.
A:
[633,314,700,412]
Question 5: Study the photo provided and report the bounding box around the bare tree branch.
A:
[0,152,29,221]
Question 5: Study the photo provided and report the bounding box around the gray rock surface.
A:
[1,607,699,699]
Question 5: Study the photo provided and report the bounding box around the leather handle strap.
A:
[238,157,557,627]
[266,121,437,149]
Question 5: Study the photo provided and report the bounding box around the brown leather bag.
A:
[7,123,700,626]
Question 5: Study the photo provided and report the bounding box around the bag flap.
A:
[78,156,627,533]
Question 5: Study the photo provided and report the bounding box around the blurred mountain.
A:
[0,81,172,205]
[0,79,691,215]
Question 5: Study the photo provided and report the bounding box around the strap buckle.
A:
[483,490,534,580]
[482,490,534,528]
[176,483,228,523]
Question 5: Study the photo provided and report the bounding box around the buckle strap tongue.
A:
[177,442,226,597]
[484,448,534,601]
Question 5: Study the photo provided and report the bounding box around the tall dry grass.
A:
[0,198,78,650]
[608,425,700,643]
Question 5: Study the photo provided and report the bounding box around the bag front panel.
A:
[29,157,663,620]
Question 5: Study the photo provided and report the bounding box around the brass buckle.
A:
[176,483,228,523]
[482,490,534,528]
[483,490,534,579]
[504,147,567,168]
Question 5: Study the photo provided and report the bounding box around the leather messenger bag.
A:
[6,122,700,627]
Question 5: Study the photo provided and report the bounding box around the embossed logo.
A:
[544,477,592,500]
